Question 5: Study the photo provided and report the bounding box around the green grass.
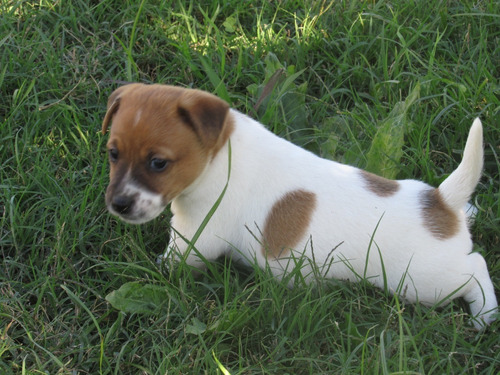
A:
[1,0,499,373]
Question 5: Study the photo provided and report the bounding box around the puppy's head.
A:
[101,83,233,224]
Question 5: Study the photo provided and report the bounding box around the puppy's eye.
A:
[109,148,119,162]
[149,158,168,172]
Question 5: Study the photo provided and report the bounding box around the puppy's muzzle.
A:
[106,182,166,224]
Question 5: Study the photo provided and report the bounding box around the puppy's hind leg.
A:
[463,252,498,329]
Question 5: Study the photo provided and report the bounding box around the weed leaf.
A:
[185,318,207,335]
[105,282,168,315]
[365,83,420,179]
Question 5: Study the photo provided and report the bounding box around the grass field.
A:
[1,0,499,373]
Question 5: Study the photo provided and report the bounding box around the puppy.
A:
[102,83,497,329]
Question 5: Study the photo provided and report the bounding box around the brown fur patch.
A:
[361,170,400,197]
[420,188,459,240]
[262,189,317,259]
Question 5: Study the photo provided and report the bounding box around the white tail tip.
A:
[438,118,484,211]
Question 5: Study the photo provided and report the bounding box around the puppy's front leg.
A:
[158,231,208,276]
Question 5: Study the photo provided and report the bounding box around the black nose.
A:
[111,195,134,215]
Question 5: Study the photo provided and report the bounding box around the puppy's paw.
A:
[156,248,207,278]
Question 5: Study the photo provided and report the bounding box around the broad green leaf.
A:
[185,318,207,335]
[105,282,168,315]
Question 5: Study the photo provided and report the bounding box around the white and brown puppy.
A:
[102,83,497,329]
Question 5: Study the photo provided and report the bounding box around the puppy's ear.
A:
[177,90,230,149]
[101,84,138,134]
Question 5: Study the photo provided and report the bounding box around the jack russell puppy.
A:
[102,83,497,329]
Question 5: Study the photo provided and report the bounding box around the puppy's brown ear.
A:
[101,84,138,134]
[177,90,231,149]
[101,97,120,134]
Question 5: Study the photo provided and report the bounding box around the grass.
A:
[1,0,499,373]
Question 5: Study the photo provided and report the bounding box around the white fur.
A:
[161,112,497,329]
[440,118,484,211]
[133,109,143,127]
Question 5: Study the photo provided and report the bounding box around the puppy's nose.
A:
[111,195,134,215]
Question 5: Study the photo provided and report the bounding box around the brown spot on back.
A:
[261,189,317,259]
[361,170,400,197]
[420,188,459,240]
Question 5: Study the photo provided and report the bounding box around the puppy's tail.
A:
[439,118,484,211]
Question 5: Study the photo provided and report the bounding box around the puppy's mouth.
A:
[107,202,149,225]
[107,197,166,224]
[110,210,153,224]
[106,184,166,224]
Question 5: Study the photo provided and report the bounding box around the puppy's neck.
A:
[171,138,232,213]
